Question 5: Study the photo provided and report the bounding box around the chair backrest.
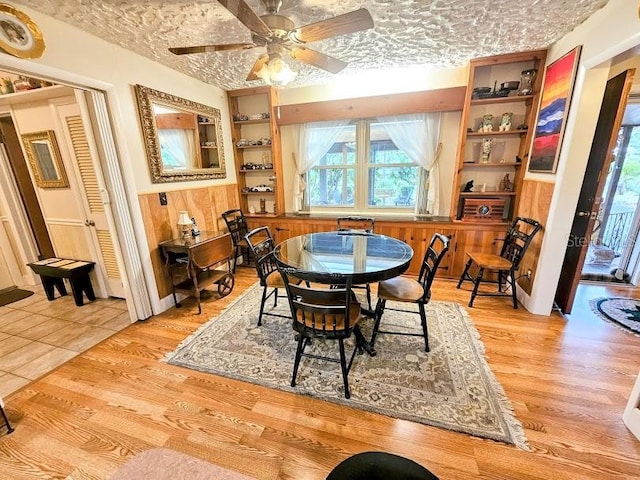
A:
[417,233,451,299]
[279,269,358,338]
[336,216,375,233]
[221,209,248,246]
[245,226,278,284]
[499,217,542,270]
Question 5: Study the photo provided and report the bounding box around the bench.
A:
[27,258,96,306]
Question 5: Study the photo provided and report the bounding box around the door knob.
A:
[577,211,590,217]
[84,219,96,226]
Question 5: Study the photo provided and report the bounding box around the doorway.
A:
[581,103,640,284]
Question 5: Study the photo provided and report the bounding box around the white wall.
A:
[521,0,640,314]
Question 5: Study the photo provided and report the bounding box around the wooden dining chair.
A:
[279,268,365,399]
[244,226,296,326]
[335,216,375,309]
[221,208,251,273]
[370,233,450,352]
[457,217,541,309]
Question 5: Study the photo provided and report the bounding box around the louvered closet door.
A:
[56,103,124,298]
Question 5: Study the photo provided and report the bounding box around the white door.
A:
[53,100,125,298]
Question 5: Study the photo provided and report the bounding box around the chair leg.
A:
[0,404,14,434]
[291,336,306,387]
[365,284,372,311]
[338,338,350,399]
[469,267,484,307]
[509,269,518,309]
[418,302,429,352]
[258,286,268,326]
[458,259,472,288]
[273,287,278,308]
[231,246,239,273]
[370,298,386,349]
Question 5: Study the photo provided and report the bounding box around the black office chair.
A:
[244,226,296,326]
[221,209,251,273]
[327,452,439,480]
[279,268,365,399]
[457,217,541,309]
[371,233,450,352]
[335,216,375,310]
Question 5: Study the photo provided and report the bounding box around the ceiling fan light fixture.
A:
[256,55,297,86]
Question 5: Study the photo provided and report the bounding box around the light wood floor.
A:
[0,269,639,480]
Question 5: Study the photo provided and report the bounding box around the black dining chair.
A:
[279,267,365,399]
[335,216,375,310]
[221,209,251,273]
[244,226,297,326]
[370,233,450,352]
[457,216,541,308]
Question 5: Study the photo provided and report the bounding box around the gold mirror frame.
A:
[22,130,69,188]
[134,84,227,183]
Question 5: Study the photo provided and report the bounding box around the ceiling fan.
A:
[169,0,374,85]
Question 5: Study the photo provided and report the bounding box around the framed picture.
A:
[22,130,69,188]
[528,46,582,173]
[0,4,45,59]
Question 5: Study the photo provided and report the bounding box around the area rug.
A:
[109,448,255,479]
[0,286,33,307]
[590,297,640,335]
[165,283,528,450]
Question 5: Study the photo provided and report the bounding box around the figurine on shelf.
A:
[498,112,513,132]
[478,114,494,133]
[190,217,200,237]
[481,137,494,163]
[499,174,513,192]
[463,180,474,192]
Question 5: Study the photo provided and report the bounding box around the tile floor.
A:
[0,286,130,398]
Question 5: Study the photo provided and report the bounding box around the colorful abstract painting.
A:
[528,46,581,173]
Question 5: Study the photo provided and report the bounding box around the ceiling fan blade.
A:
[169,43,255,55]
[246,54,270,81]
[217,0,272,36]
[289,47,347,74]
[292,8,374,43]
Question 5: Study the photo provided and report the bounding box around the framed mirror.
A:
[22,130,69,188]
[134,84,226,183]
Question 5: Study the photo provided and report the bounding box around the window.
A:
[307,119,418,212]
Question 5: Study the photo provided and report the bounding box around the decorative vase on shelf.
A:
[480,138,494,163]
[517,69,537,96]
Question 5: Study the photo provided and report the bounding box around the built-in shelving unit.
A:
[227,87,283,217]
[452,50,547,222]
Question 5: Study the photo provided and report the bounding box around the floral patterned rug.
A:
[590,297,640,336]
[165,283,528,450]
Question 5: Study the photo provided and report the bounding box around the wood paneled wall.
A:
[138,184,239,298]
[516,179,555,294]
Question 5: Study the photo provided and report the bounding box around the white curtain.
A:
[158,129,197,169]
[295,119,350,211]
[378,113,442,215]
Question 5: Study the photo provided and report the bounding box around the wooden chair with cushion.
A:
[370,233,450,352]
[279,268,365,399]
[221,208,251,273]
[335,216,375,309]
[457,216,541,309]
[245,226,297,326]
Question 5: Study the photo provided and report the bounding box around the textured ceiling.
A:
[21,0,610,90]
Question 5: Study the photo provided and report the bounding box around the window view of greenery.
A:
[308,120,418,210]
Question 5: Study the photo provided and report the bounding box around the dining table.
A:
[274,231,414,355]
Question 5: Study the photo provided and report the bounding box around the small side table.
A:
[27,258,96,306]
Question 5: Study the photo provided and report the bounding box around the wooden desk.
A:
[159,232,234,314]
[27,258,96,306]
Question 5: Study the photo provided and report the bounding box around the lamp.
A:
[177,210,192,238]
[256,54,297,86]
